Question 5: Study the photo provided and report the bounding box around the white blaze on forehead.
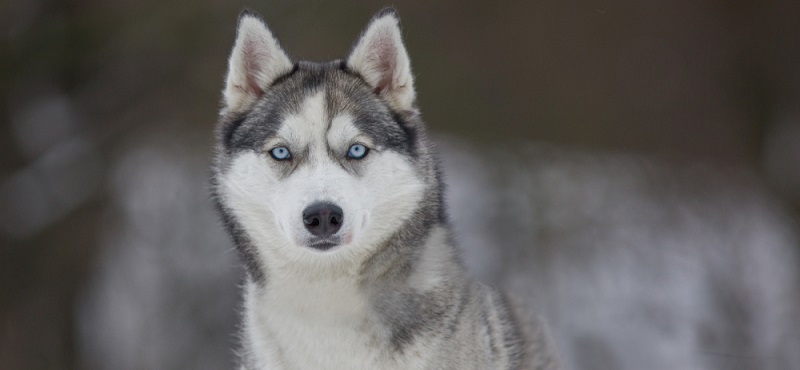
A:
[278,92,372,155]
[277,91,328,147]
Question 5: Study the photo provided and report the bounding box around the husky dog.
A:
[211,8,557,370]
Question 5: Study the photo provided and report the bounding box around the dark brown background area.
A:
[1,0,798,368]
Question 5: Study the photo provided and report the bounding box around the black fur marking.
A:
[229,107,283,152]
[267,63,300,89]
[391,112,418,157]
[382,292,424,350]
[211,191,266,284]
[375,7,398,19]
[351,112,408,154]
[300,66,326,92]
[378,289,451,352]
[222,115,247,151]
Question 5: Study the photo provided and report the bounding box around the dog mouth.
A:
[308,238,340,251]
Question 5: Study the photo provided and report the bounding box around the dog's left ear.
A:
[347,8,415,112]
[223,10,293,114]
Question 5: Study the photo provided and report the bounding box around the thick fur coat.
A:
[211,9,558,370]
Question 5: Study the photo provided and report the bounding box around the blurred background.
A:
[1,0,799,369]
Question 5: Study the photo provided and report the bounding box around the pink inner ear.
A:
[247,79,264,97]
[372,36,397,94]
[242,39,265,97]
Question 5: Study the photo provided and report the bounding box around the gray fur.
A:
[212,8,558,369]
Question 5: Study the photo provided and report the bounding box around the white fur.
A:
[347,13,416,112]
[224,14,293,114]
[240,230,453,370]
[221,91,431,368]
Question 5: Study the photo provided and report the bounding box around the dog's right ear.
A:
[347,8,415,112]
[223,10,293,114]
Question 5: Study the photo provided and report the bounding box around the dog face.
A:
[213,10,432,273]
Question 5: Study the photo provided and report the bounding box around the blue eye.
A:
[269,146,291,160]
[347,144,369,159]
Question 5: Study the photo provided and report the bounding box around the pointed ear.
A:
[347,8,416,111]
[223,10,293,113]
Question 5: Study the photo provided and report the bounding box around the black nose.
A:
[302,202,343,237]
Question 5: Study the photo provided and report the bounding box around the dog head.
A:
[212,9,442,279]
